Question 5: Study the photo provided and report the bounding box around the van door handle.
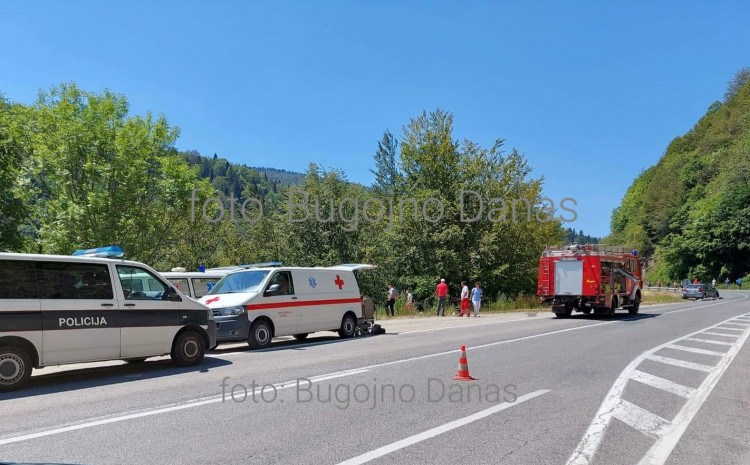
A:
[100,303,114,307]
[291,296,298,300]
[124,303,136,307]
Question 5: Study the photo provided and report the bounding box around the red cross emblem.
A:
[205,296,221,304]
[334,275,345,290]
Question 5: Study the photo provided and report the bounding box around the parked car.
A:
[682,283,720,300]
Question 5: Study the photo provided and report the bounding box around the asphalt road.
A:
[1,292,749,465]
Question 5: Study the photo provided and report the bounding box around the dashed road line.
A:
[335,389,550,465]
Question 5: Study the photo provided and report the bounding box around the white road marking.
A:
[646,354,714,372]
[629,370,695,398]
[0,368,369,446]
[701,331,739,338]
[567,312,750,465]
[721,322,750,327]
[612,399,670,437]
[665,344,726,356]
[398,316,536,334]
[335,389,550,465]
[7,295,745,447]
[683,337,734,346]
[713,326,744,332]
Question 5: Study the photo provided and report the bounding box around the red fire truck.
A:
[537,244,644,318]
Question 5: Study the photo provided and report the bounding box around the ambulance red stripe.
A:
[244,297,362,311]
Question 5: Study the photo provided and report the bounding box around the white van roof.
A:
[161,271,230,279]
[0,252,142,267]
[327,264,377,271]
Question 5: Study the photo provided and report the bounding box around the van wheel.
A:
[171,331,206,367]
[293,333,309,341]
[0,346,33,392]
[338,314,357,339]
[248,320,273,349]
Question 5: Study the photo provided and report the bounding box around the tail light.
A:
[698,287,703,293]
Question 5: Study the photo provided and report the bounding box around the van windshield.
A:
[208,270,269,294]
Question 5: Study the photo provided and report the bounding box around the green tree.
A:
[23,83,202,263]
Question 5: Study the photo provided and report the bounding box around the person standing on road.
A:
[435,278,448,316]
[471,281,483,317]
[712,278,716,287]
[385,284,397,316]
[726,277,731,289]
[405,289,413,311]
[459,281,470,317]
[693,278,699,285]
[737,277,743,289]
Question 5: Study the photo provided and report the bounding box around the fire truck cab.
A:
[537,244,644,318]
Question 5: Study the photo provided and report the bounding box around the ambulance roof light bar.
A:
[207,261,282,271]
[72,245,125,259]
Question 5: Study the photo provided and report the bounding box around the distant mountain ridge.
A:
[178,150,304,199]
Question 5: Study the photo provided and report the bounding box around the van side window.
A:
[0,260,39,299]
[37,262,113,300]
[265,271,294,296]
[168,278,190,295]
[117,266,168,300]
[192,278,217,298]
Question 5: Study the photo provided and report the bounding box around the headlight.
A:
[218,306,246,316]
[207,310,215,321]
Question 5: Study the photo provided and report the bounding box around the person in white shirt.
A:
[459,281,470,317]
[385,284,397,316]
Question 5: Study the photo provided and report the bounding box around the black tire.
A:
[0,346,33,392]
[628,295,640,315]
[608,297,617,317]
[125,357,148,364]
[293,333,309,341]
[248,320,273,349]
[338,314,357,339]
[581,308,592,315]
[554,308,572,318]
[171,331,206,367]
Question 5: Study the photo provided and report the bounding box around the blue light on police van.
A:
[72,245,125,259]
[198,265,206,273]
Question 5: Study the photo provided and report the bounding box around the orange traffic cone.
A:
[453,345,476,381]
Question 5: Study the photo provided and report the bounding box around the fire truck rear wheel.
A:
[608,298,617,317]
[581,307,591,315]
[628,295,640,314]
[554,308,572,318]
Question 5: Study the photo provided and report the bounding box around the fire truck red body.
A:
[536,244,644,317]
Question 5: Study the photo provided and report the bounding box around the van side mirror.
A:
[265,283,281,296]
[164,287,182,302]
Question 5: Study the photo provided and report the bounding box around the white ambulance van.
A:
[161,268,231,299]
[200,264,375,348]
[0,249,217,391]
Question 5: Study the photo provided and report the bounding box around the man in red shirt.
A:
[435,278,449,316]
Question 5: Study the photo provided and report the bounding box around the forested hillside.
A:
[564,228,600,245]
[178,150,302,201]
[0,83,564,301]
[607,69,750,283]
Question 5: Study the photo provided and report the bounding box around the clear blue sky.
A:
[2,0,749,237]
